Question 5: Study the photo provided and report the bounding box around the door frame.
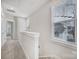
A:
[6,17,16,40]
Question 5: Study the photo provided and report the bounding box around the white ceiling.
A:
[2,0,49,17]
[2,0,75,17]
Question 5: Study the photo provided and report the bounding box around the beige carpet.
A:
[1,40,27,59]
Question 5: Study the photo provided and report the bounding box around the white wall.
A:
[29,2,76,58]
[29,2,51,56]
[1,14,7,46]
[17,17,30,40]
[1,12,17,46]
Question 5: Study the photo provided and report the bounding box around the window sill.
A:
[50,37,77,50]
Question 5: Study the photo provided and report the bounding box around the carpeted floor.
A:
[1,40,27,59]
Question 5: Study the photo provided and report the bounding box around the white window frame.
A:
[50,4,77,50]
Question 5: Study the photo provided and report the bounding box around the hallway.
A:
[1,40,27,59]
[1,0,77,59]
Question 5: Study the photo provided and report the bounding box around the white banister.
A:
[19,31,40,59]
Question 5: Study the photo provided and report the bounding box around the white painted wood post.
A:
[19,31,40,59]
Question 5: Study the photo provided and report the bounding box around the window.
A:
[51,0,76,44]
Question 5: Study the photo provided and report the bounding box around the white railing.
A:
[18,31,40,59]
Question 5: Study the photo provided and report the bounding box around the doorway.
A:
[6,19,16,40]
